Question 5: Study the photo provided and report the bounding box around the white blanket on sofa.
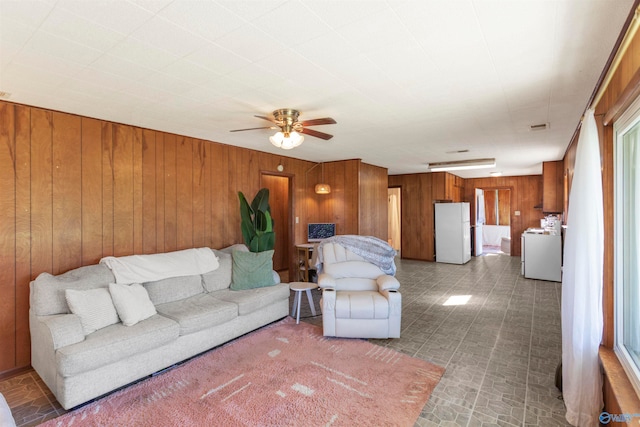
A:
[100,247,219,284]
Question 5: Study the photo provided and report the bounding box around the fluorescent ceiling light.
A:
[428,158,496,172]
[489,171,503,177]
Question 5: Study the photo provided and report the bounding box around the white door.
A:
[475,189,484,256]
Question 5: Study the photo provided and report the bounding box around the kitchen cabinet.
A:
[542,161,564,213]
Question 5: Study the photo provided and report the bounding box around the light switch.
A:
[295,217,299,224]
[515,211,521,216]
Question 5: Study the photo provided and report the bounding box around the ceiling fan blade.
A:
[301,128,333,140]
[300,117,336,126]
[254,115,275,122]
[229,126,276,132]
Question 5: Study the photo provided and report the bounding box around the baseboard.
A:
[0,365,32,381]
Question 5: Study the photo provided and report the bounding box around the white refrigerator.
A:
[435,202,471,264]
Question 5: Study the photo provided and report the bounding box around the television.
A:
[307,223,336,242]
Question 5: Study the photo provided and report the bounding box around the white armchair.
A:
[318,242,401,338]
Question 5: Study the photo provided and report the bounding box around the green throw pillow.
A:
[230,250,276,290]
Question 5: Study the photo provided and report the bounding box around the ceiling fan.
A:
[230,108,336,149]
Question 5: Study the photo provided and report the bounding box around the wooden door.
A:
[261,174,291,271]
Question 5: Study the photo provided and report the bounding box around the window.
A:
[614,98,640,395]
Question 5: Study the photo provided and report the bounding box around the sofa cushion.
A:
[230,250,276,290]
[56,314,179,377]
[109,283,157,326]
[202,250,232,292]
[143,275,204,305]
[65,288,120,335]
[217,244,249,255]
[31,264,115,316]
[211,283,290,316]
[155,294,238,335]
[38,314,85,350]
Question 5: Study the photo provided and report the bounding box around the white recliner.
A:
[318,242,401,339]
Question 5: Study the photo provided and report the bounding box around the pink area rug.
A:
[41,317,444,426]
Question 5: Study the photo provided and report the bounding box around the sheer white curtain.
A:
[477,192,485,224]
[562,108,604,426]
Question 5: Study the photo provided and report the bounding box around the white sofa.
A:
[29,245,289,409]
[318,242,401,339]
[0,393,16,427]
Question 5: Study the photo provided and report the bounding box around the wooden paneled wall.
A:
[307,160,359,236]
[0,100,390,375]
[0,100,327,374]
[578,32,640,350]
[306,159,388,241]
[498,189,511,226]
[358,162,388,238]
[387,173,436,261]
[463,175,543,257]
[389,172,540,260]
[567,10,640,415]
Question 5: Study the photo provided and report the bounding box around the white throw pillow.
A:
[65,288,119,335]
[108,283,157,326]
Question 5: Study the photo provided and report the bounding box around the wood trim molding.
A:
[0,365,32,381]
[591,3,640,109]
[604,66,640,126]
[599,346,640,415]
[565,2,640,155]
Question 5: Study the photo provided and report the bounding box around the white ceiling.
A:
[0,0,634,177]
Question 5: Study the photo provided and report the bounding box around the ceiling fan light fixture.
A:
[269,131,284,147]
[269,131,304,149]
[283,132,304,149]
[428,158,496,172]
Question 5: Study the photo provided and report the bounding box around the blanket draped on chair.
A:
[315,235,397,275]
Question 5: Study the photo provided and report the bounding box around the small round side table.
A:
[289,281,319,324]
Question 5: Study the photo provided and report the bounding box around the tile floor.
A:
[392,253,568,426]
[0,254,568,426]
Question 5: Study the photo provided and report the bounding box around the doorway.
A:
[388,187,401,254]
[261,173,292,277]
[475,188,485,256]
[479,188,511,255]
